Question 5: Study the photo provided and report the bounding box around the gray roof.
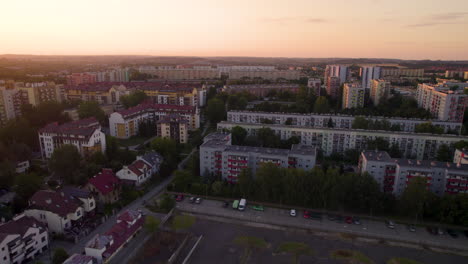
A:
[139,152,163,167]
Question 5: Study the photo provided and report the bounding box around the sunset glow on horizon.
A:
[1,0,468,59]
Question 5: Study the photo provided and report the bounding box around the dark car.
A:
[345,216,353,224]
[223,201,229,208]
[447,229,458,238]
[303,211,311,219]
[175,195,184,202]
[327,215,336,221]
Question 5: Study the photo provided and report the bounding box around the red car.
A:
[303,211,311,219]
[345,216,353,224]
[176,195,184,202]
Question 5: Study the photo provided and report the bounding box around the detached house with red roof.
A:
[0,214,49,264]
[87,169,121,204]
[84,210,144,264]
[116,152,163,186]
[24,188,95,234]
[39,117,106,159]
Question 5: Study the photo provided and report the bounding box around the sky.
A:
[1,0,467,60]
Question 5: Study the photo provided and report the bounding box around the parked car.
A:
[386,220,395,229]
[238,198,247,211]
[252,205,264,211]
[223,201,229,208]
[290,209,297,217]
[353,218,361,225]
[426,227,437,235]
[175,195,184,202]
[335,215,344,223]
[437,228,444,235]
[189,197,195,203]
[447,229,458,238]
[303,211,311,219]
[345,216,353,224]
[327,215,336,221]
[195,197,202,204]
[407,225,416,232]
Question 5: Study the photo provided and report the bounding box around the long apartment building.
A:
[217,121,467,160]
[342,83,365,109]
[66,68,129,85]
[0,214,49,264]
[39,117,106,159]
[109,103,199,139]
[65,81,206,107]
[359,150,468,196]
[416,83,468,122]
[200,133,316,183]
[380,68,424,78]
[223,84,301,97]
[227,111,463,133]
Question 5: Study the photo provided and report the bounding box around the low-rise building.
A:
[109,103,199,139]
[200,132,316,183]
[157,114,189,143]
[227,110,462,134]
[63,254,96,264]
[116,152,163,186]
[84,210,144,264]
[39,117,106,159]
[0,214,49,264]
[217,121,468,160]
[87,169,122,204]
[454,148,468,165]
[342,83,365,109]
[359,150,468,196]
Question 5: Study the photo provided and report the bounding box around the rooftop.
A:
[39,117,100,137]
[0,214,45,239]
[63,254,96,264]
[29,190,82,217]
[89,168,120,195]
[115,103,196,118]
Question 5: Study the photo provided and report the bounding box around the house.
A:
[63,254,96,264]
[61,186,96,215]
[24,190,85,234]
[15,160,30,173]
[84,210,144,264]
[0,214,49,264]
[87,169,122,204]
[116,152,163,186]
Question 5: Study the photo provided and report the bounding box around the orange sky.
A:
[1,0,467,59]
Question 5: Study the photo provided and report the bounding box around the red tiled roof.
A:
[29,190,82,217]
[89,168,120,195]
[0,215,45,237]
[102,212,144,259]
[39,117,100,138]
[127,160,147,176]
[117,210,140,223]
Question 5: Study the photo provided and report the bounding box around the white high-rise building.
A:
[342,83,365,109]
[360,66,381,89]
[370,79,390,106]
[325,65,349,85]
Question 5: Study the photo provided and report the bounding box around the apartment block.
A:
[200,132,316,183]
[226,110,462,133]
[370,79,391,106]
[380,68,424,78]
[325,65,349,85]
[445,70,466,79]
[16,82,63,105]
[223,84,301,97]
[0,214,49,264]
[453,149,468,165]
[109,103,199,139]
[359,150,468,196]
[326,76,341,99]
[342,83,365,109]
[67,73,97,86]
[360,66,381,89]
[157,114,189,143]
[227,69,300,80]
[39,117,106,159]
[416,83,468,122]
[217,121,468,160]
[307,78,322,96]
[0,86,26,125]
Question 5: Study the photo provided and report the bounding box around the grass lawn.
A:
[331,249,374,264]
[117,136,151,147]
[387,258,424,264]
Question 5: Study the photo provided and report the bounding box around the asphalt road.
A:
[176,198,468,253]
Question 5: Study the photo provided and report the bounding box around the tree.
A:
[436,144,452,162]
[352,117,369,129]
[48,145,82,184]
[52,248,69,264]
[206,98,226,123]
[415,122,443,134]
[77,101,106,123]
[159,193,175,212]
[238,169,254,198]
[172,170,193,192]
[211,181,223,196]
[13,173,43,213]
[231,126,247,145]
[172,215,196,231]
[0,160,15,189]
[144,215,161,233]
[399,177,430,222]
[151,137,178,167]
[120,90,148,108]
[276,242,314,264]
[257,127,280,148]
[313,96,330,113]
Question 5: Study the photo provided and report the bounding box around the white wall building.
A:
[116,152,163,186]
[325,65,349,85]
[360,66,381,89]
[342,83,365,109]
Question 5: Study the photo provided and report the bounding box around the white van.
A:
[238,198,247,211]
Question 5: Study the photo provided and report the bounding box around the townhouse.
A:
[109,103,199,139]
[226,110,462,134]
[359,150,468,196]
[217,121,468,160]
[85,210,144,264]
[0,214,49,264]
[200,132,316,183]
[87,168,122,204]
[39,117,106,159]
[116,152,163,186]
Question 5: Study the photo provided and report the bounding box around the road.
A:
[176,198,468,253]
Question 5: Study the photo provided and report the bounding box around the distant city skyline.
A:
[1,0,467,60]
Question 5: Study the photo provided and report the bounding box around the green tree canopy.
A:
[206,98,226,123]
[231,126,247,145]
[120,90,148,108]
[52,248,69,264]
[48,145,83,184]
[313,96,330,113]
[77,101,106,123]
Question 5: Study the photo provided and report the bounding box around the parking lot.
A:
[175,196,468,253]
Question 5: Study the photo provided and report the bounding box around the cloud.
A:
[406,12,468,27]
[305,18,328,23]
[262,17,328,24]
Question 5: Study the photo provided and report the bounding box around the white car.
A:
[290,209,296,217]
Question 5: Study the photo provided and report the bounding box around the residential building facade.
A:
[39,117,106,159]
[380,68,424,78]
[359,150,468,196]
[109,103,199,139]
[342,83,365,109]
[217,121,468,160]
[307,78,321,96]
[116,152,163,186]
[200,132,317,183]
[370,79,391,106]
[156,114,189,144]
[87,168,122,204]
[325,65,349,85]
[0,214,49,264]
[326,76,341,99]
[360,66,381,89]
[223,84,301,97]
